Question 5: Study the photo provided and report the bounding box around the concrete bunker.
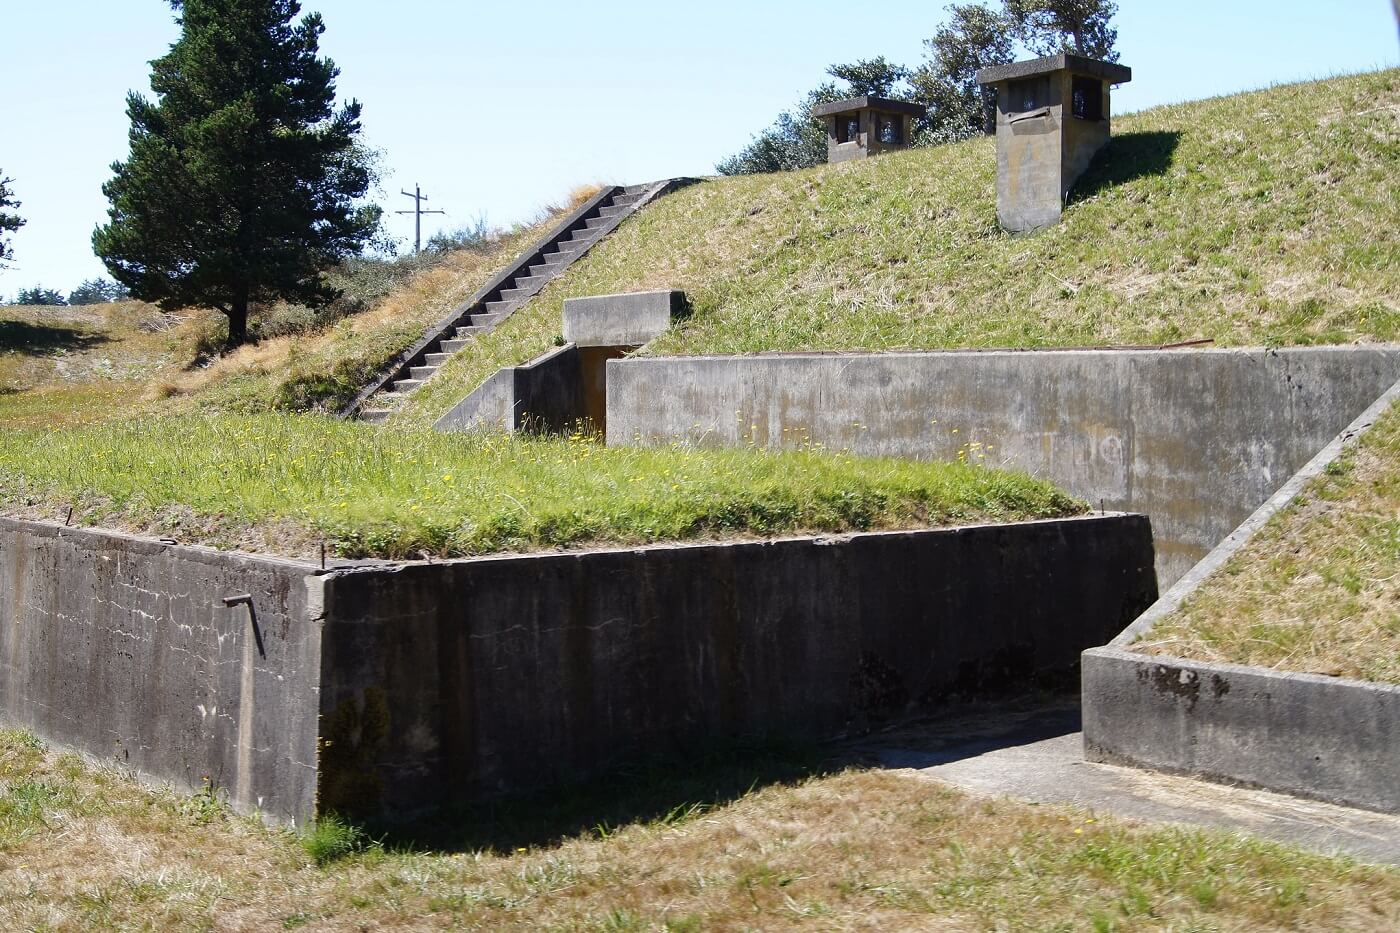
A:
[976,53,1133,232]
[435,289,686,435]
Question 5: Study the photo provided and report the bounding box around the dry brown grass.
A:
[2,729,1399,931]
[1139,396,1400,682]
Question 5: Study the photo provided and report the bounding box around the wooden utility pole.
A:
[395,183,445,253]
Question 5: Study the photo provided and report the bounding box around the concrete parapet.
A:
[562,290,687,347]
[605,346,1400,588]
[0,511,1157,825]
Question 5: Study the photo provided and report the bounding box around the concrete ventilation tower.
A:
[811,96,928,163]
[976,54,1132,232]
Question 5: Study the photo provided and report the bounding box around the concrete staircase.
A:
[344,179,695,422]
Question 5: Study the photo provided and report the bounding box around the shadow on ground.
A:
[1071,130,1183,204]
[372,691,1080,855]
[0,319,109,356]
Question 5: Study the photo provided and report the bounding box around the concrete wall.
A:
[1082,378,1400,813]
[1084,649,1400,813]
[435,344,586,434]
[563,290,686,348]
[0,511,1156,826]
[605,347,1400,588]
[0,518,322,823]
[315,514,1157,823]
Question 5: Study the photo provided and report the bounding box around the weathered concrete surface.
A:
[853,702,1400,865]
[0,518,321,823]
[435,344,586,434]
[811,95,926,163]
[315,514,1157,823]
[1083,650,1400,814]
[606,346,1400,587]
[978,54,1131,232]
[1081,379,1400,814]
[562,290,686,347]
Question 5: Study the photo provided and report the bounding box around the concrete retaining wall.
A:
[606,346,1400,587]
[1082,378,1400,813]
[0,512,1156,825]
[1083,649,1400,813]
[435,344,628,434]
[0,518,322,823]
[315,514,1156,823]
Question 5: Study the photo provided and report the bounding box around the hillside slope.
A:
[398,69,1399,423]
[1139,392,1400,683]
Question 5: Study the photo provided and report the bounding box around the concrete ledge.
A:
[562,290,686,347]
[1083,378,1400,812]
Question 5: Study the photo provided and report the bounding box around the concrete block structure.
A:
[977,54,1132,232]
[811,95,927,163]
[437,290,688,435]
[562,290,686,347]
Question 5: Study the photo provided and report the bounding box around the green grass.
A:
[0,412,1082,559]
[1,728,1399,930]
[1137,395,1400,683]
[396,70,1400,424]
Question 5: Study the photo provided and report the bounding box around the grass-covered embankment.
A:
[1138,396,1400,683]
[0,413,1082,559]
[2,728,1399,930]
[397,69,1400,424]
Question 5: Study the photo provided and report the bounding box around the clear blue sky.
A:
[2,1,1396,296]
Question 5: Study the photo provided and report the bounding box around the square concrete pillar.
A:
[810,95,928,163]
[977,54,1132,232]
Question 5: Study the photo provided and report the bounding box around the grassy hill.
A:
[397,69,1399,423]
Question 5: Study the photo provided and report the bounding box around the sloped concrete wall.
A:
[606,346,1400,587]
[315,514,1157,823]
[0,518,322,823]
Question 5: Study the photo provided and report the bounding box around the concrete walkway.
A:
[847,700,1400,865]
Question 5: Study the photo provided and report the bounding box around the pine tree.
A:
[0,172,23,268]
[93,0,380,346]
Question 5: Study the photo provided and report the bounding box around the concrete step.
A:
[513,274,550,291]
[498,286,534,303]
[470,312,506,327]
[621,183,651,196]
[424,352,451,366]
[597,205,628,219]
[409,365,437,380]
[565,227,597,243]
[483,300,518,316]
[393,378,425,392]
[440,339,470,353]
[583,216,610,230]
[526,262,553,278]
[453,325,487,339]
[359,409,391,424]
